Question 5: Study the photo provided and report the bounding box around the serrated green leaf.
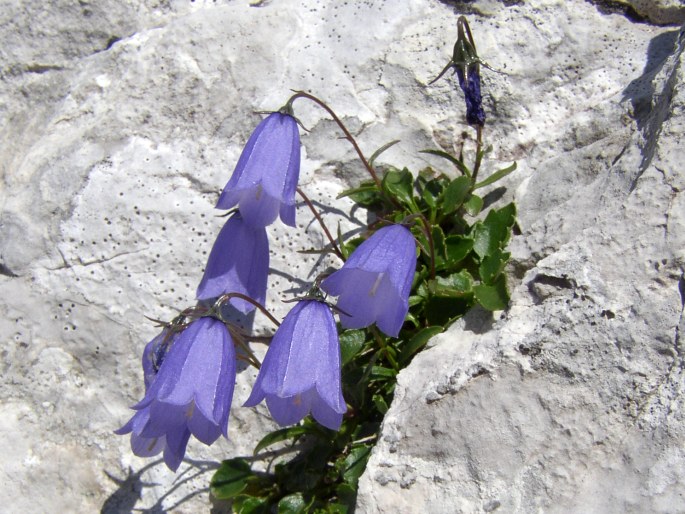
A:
[463,194,483,215]
[419,177,446,212]
[428,270,474,297]
[479,248,510,285]
[444,235,474,266]
[400,326,444,364]
[474,162,517,189]
[342,445,372,486]
[474,275,509,311]
[253,425,309,455]
[472,203,516,258]
[382,168,414,207]
[441,176,472,213]
[210,458,253,500]
[369,140,401,168]
[339,329,366,365]
[278,493,309,514]
[420,149,472,177]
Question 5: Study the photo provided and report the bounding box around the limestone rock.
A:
[358,2,685,514]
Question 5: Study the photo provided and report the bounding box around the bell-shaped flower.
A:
[196,212,269,314]
[244,300,346,430]
[320,225,416,338]
[216,111,300,228]
[116,317,236,471]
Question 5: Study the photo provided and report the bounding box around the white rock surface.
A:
[1,0,684,512]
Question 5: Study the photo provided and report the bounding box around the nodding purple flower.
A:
[217,111,300,228]
[321,225,417,338]
[456,66,485,126]
[244,300,346,430]
[116,317,236,471]
[196,212,269,314]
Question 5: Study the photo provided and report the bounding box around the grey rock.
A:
[358,3,685,514]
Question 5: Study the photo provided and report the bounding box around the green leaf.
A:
[335,483,357,510]
[253,425,309,455]
[372,394,389,414]
[210,458,253,500]
[382,168,414,208]
[369,140,401,168]
[444,235,474,266]
[472,203,516,258]
[408,294,424,307]
[479,248,510,285]
[463,194,483,216]
[234,496,270,514]
[431,225,446,268]
[400,326,443,364]
[474,275,509,311]
[371,366,397,379]
[342,446,372,487]
[339,329,366,365]
[337,181,381,208]
[278,493,310,514]
[420,149,472,177]
[441,176,472,213]
[428,270,474,297]
[474,162,517,189]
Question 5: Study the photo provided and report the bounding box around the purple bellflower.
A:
[116,317,236,471]
[244,300,346,430]
[321,225,417,338]
[196,212,269,313]
[217,111,300,228]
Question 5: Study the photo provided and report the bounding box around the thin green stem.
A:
[287,91,382,189]
[471,125,484,184]
[297,187,345,261]
[215,293,281,327]
[227,325,262,369]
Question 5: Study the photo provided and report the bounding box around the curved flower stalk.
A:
[321,225,417,338]
[116,317,236,471]
[217,111,301,228]
[244,300,346,430]
[196,212,269,314]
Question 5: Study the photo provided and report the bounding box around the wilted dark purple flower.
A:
[141,328,175,389]
[321,225,416,338]
[196,212,269,313]
[217,111,300,228]
[429,16,486,127]
[456,66,485,126]
[116,317,236,471]
[244,300,346,430]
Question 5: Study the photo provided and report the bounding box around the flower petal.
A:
[196,214,269,313]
